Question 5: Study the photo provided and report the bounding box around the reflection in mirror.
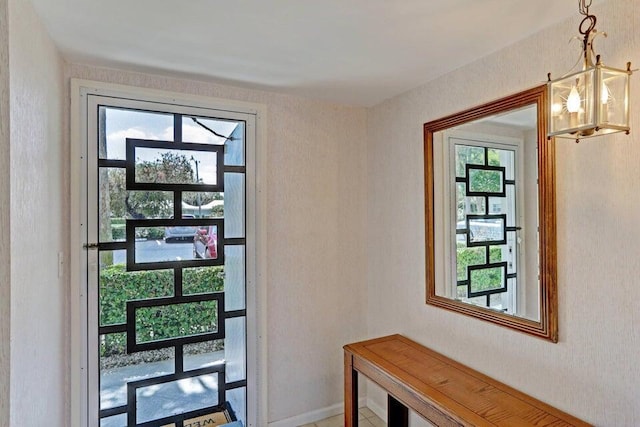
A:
[425,86,557,341]
[435,104,539,320]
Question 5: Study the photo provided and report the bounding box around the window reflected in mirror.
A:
[425,85,557,341]
[436,104,539,321]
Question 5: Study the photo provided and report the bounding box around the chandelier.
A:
[547,0,632,142]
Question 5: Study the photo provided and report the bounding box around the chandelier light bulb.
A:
[600,81,610,122]
[601,82,609,104]
[566,86,581,113]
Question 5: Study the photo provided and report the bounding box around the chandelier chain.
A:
[578,0,596,37]
[578,0,593,16]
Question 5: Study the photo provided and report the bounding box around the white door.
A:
[77,89,257,427]
[446,134,526,315]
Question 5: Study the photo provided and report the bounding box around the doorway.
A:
[74,85,260,427]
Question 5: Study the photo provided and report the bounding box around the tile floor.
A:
[298,407,386,427]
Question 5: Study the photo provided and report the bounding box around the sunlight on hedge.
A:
[99,265,224,356]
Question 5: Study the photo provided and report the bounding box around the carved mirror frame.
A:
[424,85,558,342]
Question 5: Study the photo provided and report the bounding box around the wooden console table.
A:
[344,335,591,427]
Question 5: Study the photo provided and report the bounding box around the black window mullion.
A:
[174,113,183,143]
[175,344,184,374]
[174,268,183,297]
[174,191,182,221]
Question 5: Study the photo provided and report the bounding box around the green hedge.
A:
[110,221,164,241]
[457,245,503,292]
[111,224,125,240]
[99,264,224,356]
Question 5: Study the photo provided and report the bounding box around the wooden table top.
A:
[344,335,591,427]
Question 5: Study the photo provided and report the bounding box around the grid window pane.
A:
[99,262,173,326]
[135,373,219,424]
[101,107,174,160]
[135,300,219,344]
[99,333,175,410]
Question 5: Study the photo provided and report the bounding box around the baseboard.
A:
[366,397,386,422]
[267,397,367,427]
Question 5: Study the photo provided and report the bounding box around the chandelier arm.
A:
[556,49,586,79]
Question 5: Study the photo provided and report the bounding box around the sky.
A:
[104,107,239,183]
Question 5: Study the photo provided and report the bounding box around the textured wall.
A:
[8,0,66,425]
[0,0,10,425]
[366,0,639,425]
[65,64,369,423]
[15,1,639,425]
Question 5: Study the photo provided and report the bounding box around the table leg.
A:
[344,352,358,427]
[388,395,409,427]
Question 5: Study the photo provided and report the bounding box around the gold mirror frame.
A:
[424,85,558,342]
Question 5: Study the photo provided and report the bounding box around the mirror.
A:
[424,85,558,342]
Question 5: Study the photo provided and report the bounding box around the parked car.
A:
[164,214,198,243]
[193,225,218,259]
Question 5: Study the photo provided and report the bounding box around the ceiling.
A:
[30,0,584,106]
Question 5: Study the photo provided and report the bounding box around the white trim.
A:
[252,88,269,427]
[70,78,262,116]
[85,94,100,427]
[69,79,267,427]
[267,398,367,427]
[70,79,89,427]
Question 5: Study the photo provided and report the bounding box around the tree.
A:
[455,145,503,219]
[182,191,223,208]
[99,108,113,263]
[135,151,194,185]
[109,152,194,219]
[107,151,226,220]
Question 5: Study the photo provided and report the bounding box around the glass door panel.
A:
[88,98,248,426]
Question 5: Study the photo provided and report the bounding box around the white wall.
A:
[9,0,638,425]
[366,0,639,425]
[8,0,66,425]
[65,64,369,424]
[0,0,11,425]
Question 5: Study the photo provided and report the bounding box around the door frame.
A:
[69,79,267,427]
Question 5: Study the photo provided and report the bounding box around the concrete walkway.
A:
[100,351,224,426]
